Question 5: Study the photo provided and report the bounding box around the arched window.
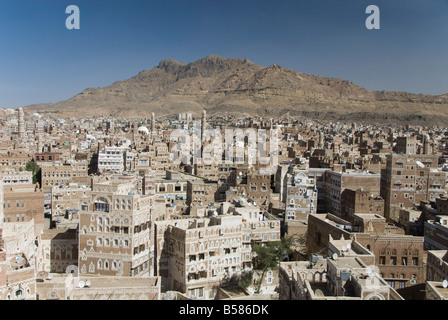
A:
[95,197,110,212]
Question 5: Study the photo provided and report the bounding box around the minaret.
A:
[18,107,25,138]
[201,109,207,142]
[151,112,155,133]
[423,134,430,155]
[318,131,324,149]
[37,134,43,153]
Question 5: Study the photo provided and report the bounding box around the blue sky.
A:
[0,0,447,108]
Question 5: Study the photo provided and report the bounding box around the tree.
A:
[252,236,294,293]
[25,161,41,184]
[238,271,253,289]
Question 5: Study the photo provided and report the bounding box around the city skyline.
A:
[0,105,448,301]
[1,0,448,108]
[2,0,448,304]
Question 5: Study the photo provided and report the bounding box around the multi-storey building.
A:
[323,168,381,216]
[306,213,425,290]
[97,145,125,174]
[34,152,61,162]
[0,220,37,300]
[244,172,272,209]
[381,153,446,222]
[148,142,171,172]
[279,238,404,300]
[40,160,89,192]
[1,169,33,185]
[186,179,218,216]
[0,151,32,171]
[35,273,161,300]
[51,183,92,222]
[340,188,384,220]
[395,136,416,155]
[36,228,78,274]
[154,211,280,299]
[283,168,318,222]
[3,183,44,236]
[424,215,448,250]
[78,180,155,278]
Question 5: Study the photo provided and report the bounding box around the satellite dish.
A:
[86,280,91,287]
[443,280,448,289]
[416,161,425,168]
[332,253,338,260]
[47,274,53,280]
[315,289,324,297]
[342,246,347,252]
[346,243,351,250]
[367,268,373,276]
[78,281,85,288]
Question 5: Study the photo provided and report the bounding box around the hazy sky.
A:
[0,0,447,108]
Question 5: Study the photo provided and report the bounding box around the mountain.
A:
[27,55,448,125]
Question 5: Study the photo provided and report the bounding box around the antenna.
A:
[443,280,448,289]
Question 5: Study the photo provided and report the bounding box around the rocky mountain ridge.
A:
[27,55,448,125]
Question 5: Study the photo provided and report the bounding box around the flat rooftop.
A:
[76,276,159,289]
[427,281,448,300]
[329,256,366,269]
[353,213,385,221]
